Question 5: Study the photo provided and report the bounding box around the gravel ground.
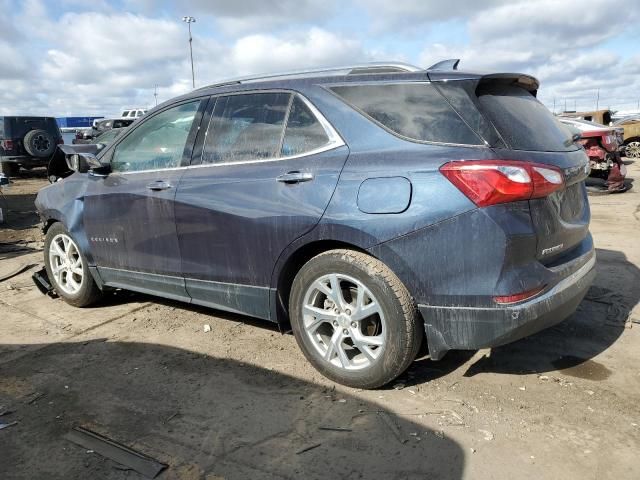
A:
[0,165,638,480]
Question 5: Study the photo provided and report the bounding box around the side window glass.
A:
[281,96,330,156]
[112,100,200,173]
[202,93,290,164]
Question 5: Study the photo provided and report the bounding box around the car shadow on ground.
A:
[449,247,637,380]
[0,340,465,480]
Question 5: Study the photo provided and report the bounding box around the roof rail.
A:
[197,62,423,90]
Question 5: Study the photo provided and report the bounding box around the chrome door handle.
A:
[276,171,314,184]
[146,180,172,191]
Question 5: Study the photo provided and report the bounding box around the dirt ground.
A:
[0,165,638,480]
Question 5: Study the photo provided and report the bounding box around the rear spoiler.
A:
[478,73,539,95]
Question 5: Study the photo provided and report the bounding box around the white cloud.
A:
[0,0,639,117]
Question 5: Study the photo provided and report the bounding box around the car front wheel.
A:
[44,222,102,307]
[289,249,422,389]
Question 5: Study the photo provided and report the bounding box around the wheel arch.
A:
[271,239,371,326]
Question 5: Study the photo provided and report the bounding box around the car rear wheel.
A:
[44,223,102,307]
[289,249,422,389]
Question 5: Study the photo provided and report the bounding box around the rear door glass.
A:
[202,92,291,164]
[329,83,482,145]
[476,84,576,152]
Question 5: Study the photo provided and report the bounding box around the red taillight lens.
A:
[1,139,14,150]
[494,286,545,304]
[440,160,564,207]
[58,138,64,145]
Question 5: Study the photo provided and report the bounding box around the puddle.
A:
[551,356,611,380]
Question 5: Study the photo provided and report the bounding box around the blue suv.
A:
[35,61,595,388]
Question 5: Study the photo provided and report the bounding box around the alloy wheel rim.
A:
[302,273,386,371]
[33,134,51,152]
[49,233,83,295]
[626,141,640,158]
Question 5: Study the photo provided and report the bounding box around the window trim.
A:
[324,80,488,148]
[198,89,345,167]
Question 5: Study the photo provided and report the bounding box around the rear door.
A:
[175,91,348,319]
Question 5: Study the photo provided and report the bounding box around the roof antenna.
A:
[427,59,460,71]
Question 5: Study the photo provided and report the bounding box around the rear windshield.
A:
[329,83,482,145]
[475,84,575,152]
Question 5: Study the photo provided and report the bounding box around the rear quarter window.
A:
[329,83,482,145]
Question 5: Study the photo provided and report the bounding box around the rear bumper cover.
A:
[419,254,596,360]
[1,155,49,166]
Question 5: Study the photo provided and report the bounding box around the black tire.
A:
[289,249,423,389]
[44,222,102,307]
[0,161,19,177]
[24,129,56,158]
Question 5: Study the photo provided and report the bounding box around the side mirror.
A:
[59,144,111,174]
[66,152,103,173]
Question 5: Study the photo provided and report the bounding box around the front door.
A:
[175,92,348,318]
[83,99,205,300]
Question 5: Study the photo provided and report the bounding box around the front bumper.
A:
[419,254,596,360]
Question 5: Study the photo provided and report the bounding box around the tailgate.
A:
[494,148,590,260]
[433,74,591,261]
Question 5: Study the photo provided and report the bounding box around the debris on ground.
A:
[479,429,495,441]
[25,392,45,405]
[203,324,211,333]
[0,421,18,430]
[318,426,352,432]
[295,443,322,454]
[65,426,167,479]
[0,262,36,282]
[378,411,407,444]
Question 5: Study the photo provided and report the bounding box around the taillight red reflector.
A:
[493,286,545,305]
[440,160,564,207]
[1,139,14,150]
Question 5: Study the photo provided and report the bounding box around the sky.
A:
[1,0,639,117]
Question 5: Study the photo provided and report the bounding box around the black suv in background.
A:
[0,116,63,176]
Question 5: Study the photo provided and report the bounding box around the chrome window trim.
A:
[197,90,345,167]
[116,141,345,175]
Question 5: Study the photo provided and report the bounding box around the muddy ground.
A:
[0,165,638,480]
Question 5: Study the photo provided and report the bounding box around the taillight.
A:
[1,139,14,150]
[440,160,564,207]
[58,138,64,145]
[493,286,545,304]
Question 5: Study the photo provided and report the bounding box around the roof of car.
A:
[152,60,539,111]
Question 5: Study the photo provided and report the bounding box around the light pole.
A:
[182,16,196,89]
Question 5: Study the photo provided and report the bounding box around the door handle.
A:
[146,180,172,191]
[276,171,314,184]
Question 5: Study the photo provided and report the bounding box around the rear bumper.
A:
[1,156,49,166]
[419,253,596,360]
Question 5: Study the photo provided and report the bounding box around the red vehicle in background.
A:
[558,117,626,192]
